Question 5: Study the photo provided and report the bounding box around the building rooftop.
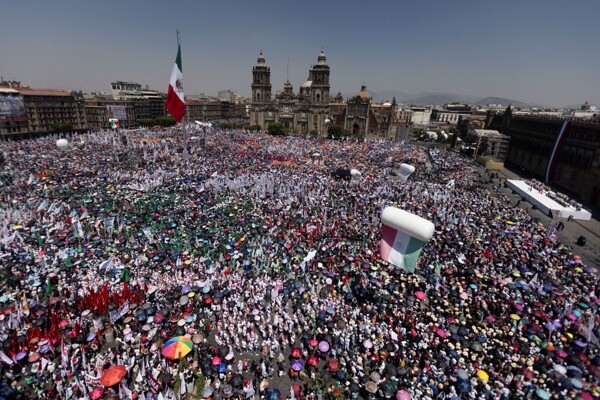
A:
[17,88,73,97]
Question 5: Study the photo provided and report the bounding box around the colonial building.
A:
[430,104,473,124]
[0,80,87,138]
[250,51,331,135]
[486,109,600,208]
[249,52,400,139]
[330,86,398,139]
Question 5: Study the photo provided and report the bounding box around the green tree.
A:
[244,124,262,131]
[412,128,425,137]
[268,122,286,135]
[327,124,343,137]
[154,116,177,127]
[137,118,155,127]
[51,123,73,132]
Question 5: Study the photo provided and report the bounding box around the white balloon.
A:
[398,163,416,182]
[381,207,435,242]
[350,169,361,176]
[56,139,69,149]
[399,163,416,174]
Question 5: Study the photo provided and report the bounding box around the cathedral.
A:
[250,51,399,139]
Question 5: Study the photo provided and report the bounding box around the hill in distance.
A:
[343,89,532,107]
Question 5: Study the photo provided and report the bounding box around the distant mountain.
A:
[339,89,532,107]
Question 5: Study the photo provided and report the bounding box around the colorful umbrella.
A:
[415,291,426,300]
[100,365,127,387]
[318,341,330,352]
[291,360,304,372]
[291,347,302,358]
[212,356,222,366]
[90,387,104,399]
[476,370,489,381]
[396,389,411,400]
[162,336,193,360]
[535,388,550,399]
[509,314,521,321]
[306,354,319,366]
[327,358,340,372]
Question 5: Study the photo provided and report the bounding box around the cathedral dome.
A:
[356,85,371,100]
[317,50,327,66]
[257,50,266,66]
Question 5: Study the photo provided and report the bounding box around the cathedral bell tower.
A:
[251,51,272,104]
[308,50,330,104]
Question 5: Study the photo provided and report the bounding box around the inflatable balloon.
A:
[350,169,362,176]
[398,163,415,183]
[56,139,69,149]
[380,207,435,272]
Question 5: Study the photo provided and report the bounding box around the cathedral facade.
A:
[250,51,331,135]
[250,51,399,139]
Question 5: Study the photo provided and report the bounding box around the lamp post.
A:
[324,118,331,138]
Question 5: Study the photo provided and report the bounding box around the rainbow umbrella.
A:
[162,336,193,360]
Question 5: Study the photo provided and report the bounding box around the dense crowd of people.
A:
[525,179,585,211]
[0,128,598,400]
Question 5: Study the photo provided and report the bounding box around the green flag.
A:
[119,267,130,283]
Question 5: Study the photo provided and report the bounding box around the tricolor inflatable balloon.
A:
[380,207,435,273]
[398,163,415,183]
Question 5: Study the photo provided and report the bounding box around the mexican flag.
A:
[166,44,185,122]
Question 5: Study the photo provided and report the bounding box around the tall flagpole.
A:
[177,30,189,161]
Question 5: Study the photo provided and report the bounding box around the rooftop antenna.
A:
[286,58,289,82]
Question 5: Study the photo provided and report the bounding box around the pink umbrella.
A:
[318,341,330,352]
[415,291,426,300]
[578,392,593,400]
[90,387,104,400]
[436,328,447,338]
[567,313,578,321]
[397,389,411,400]
[556,349,568,358]
[485,315,497,323]
[459,292,469,300]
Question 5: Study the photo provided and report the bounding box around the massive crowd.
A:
[0,128,598,400]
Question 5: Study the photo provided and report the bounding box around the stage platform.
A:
[506,179,592,221]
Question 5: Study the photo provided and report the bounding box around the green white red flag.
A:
[166,44,185,122]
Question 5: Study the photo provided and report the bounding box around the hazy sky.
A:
[2,0,599,107]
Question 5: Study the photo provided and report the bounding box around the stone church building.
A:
[250,51,399,139]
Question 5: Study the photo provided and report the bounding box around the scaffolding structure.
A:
[472,129,510,161]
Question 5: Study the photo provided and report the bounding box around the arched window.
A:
[256,93,261,101]
[316,93,320,102]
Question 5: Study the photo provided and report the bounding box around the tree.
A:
[137,118,155,127]
[153,116,177,127]
[220,122,233,130]
[243,124,262,131]
[51,123,73,132]
[268,122,286,135]
[328,124,353,139]
[327,124,343,137]
[412,128,425,137]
